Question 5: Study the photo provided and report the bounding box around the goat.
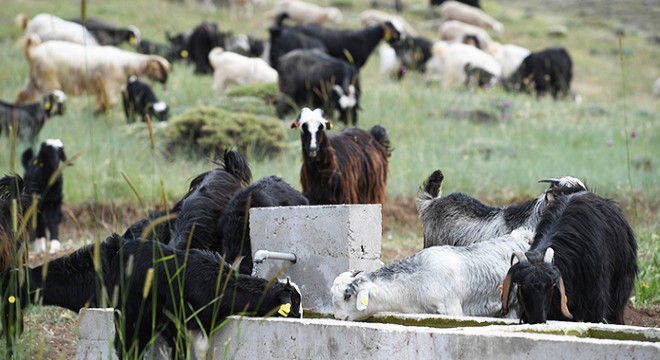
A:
[505,47,574,99]
[389,35,433,78]
[292,108,391,205]
[359,9,418,37]
[15,13,98,45]
[69,17,141,46]
[277,49,360,125]
[431,0,480,8]
[122,76,168,123]
[488,42,531,79]
[108,235,302,358]
[271,0,343,25]
[439,1,503,36]
[501,188,638,324]
[21,139,68,254]
[16,35,170,114]
[437,20,495,53]
[332,228,535,321]
[268,23,328,71]
[187,21,224,74]
[208,47,278,95]
[416,170,586,248]
[293,21,404,69]
[136,38,188,63]
[0,90,67,143]
[219,176,309,275]
[169,150,252,252]
[425,41,501,88]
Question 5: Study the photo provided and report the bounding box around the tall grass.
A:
[0,0,659,358]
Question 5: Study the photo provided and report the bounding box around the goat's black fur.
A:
[268,25,328,71]
[69,17,140,46]
[390,35,433,79]
[21,140,67,244]
[506,47,573,99]
[122,76,168,123]
[502,189,638,324]
[219,176,309,274]
[1,91,66,143]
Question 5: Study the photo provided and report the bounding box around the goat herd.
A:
[0,0,639,358]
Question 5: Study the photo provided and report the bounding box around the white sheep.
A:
[425,41,501,88]
[208,47,278,95]
[331,228,535,321]
[439,1,504,37]
[488,42,531,79]
[15,13,99,46]
[271,0,343,25]
[16,35,170,113]
[359,9,418,37]
[437,20,494,53]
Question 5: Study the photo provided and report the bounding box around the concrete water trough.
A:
[76,204,660,359]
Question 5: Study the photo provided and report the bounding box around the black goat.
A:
[136,38,188,64]
[1,90,67,143]
[219,176,309,275]
[292,108,391,205]
[169,149,252,252]
[277,49,361,125]
[21,139,67,253]
[293,21,404,69]
[506,47,573,99]
[268,24,328,71]
[109,235,302,358]
[69,17,141,46]
[389,35,433,79]
[122,76,169,123]
[501,188,638,324]
[416,170,587,248]
[187,21,224,74]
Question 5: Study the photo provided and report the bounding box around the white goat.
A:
[439,1,504,36]
[16,35,170,113]
[488,42,531,79]
[15,13,99,45]
[208,47,278,95]
[359,9,418,37]
[425,41,501,88]
[437,20,494,53]
[271,0,343,25]
[331,228,535,321]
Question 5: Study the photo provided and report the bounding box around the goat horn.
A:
[544,247,555,264]
[558,277,573,320]
[501,270,514,316]
[538,178,561,186]
[512,250,527,265]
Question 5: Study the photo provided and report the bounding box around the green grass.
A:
[0,0,659,357]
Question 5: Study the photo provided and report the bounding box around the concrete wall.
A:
[250,205,384,314]
[212,316,660,360]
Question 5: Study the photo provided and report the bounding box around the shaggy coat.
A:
[506,47,573,99]
[15,13,98,45]
[502,190,638,324]
[417,170,586,248]
[21,139,67,245]
[0,90,66,143]
[169,150,252,252]
[16,35,170,113]
[219,176,309,275]
[277,49,361,125]
[293,108,391,205]
[108,236,302,357]
[0,175,33,272]
[332,228,534,321]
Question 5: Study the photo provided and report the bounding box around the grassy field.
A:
[0,0,659,357]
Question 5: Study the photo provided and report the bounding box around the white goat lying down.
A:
[208,47,278,95]
[16,35,170,113]
[15,13,99,45]
[331,228,535,321]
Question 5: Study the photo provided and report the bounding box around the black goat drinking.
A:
[219,176,309,275]
[1,90,67,143]
[21,139,67,254]
[416,170,587,248]
[501,188,638,324]
[122,76,169,123]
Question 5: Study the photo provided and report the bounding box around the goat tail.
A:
[14,13,28,30]
[221,149,252,186]
[369,125,392,157]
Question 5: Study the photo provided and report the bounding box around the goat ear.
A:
[290,118,299,129]
[356,289,369,311]
[500,270,515,316]
[556,277,573,320]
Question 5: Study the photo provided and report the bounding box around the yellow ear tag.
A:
[129,36,136,46]
[361,297,368,306]
[33,159,38,166]
[278,303,291,317]
[564,295,568,304]
[8,296,16,304]
[44,101,51,110]
[384,31,391,41]
[181,50,189,58]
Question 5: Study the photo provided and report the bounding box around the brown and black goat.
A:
[292,107,391,205]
